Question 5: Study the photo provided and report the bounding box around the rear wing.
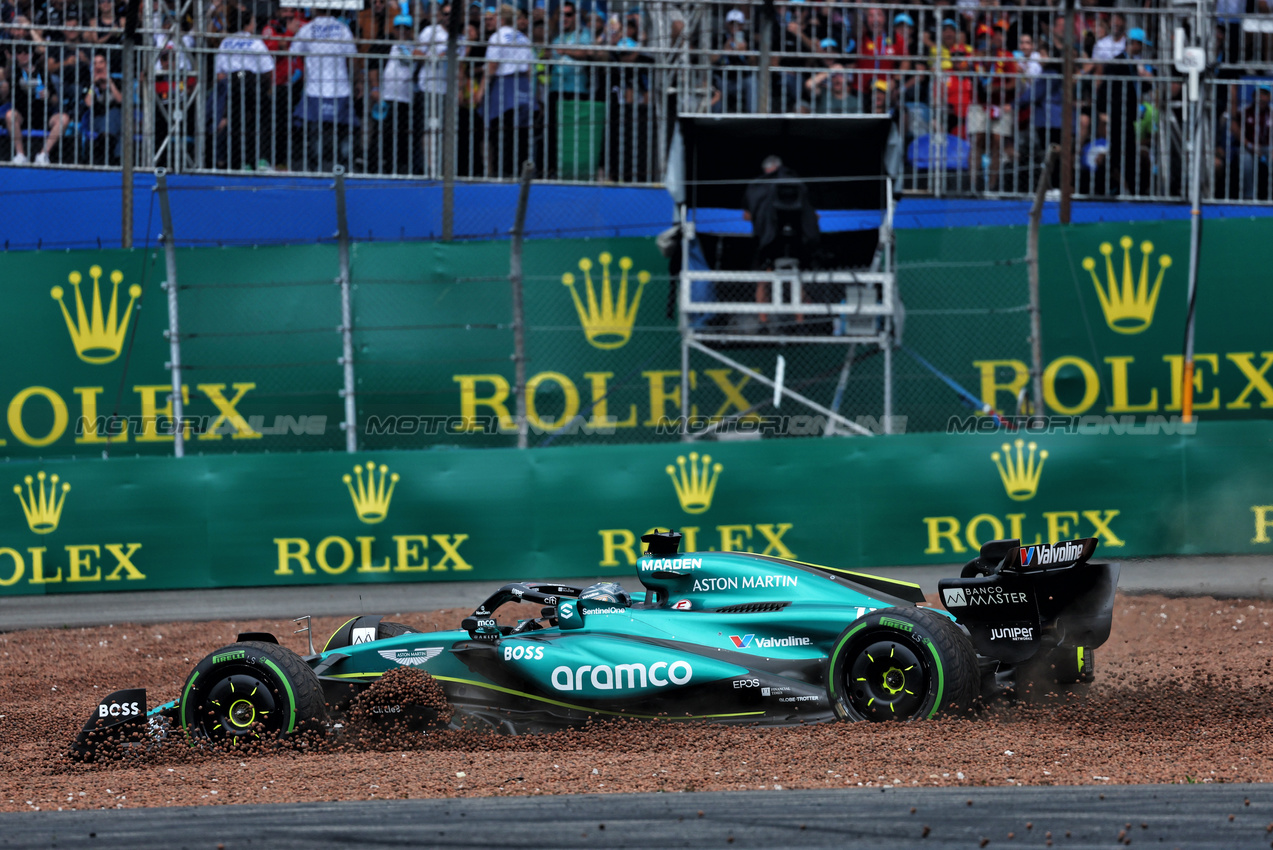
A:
[938,538,1118,664]
[963,537,1098,576]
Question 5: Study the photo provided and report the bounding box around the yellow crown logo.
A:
[666,452,722,514]
[562,252,650,350]
[991,439,1048,502]
[1081,236,1171,335]
[51,266,143,364]
[342,461,399,524]
[13,471,70,534]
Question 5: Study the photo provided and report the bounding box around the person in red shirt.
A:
[261,8,306,169]
[263,8,305,86]
[966,20,1017,190]
[856,7,900,95]
[931,19,973,134]
[891,13,922,106]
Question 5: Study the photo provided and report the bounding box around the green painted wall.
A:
[1,421,1270,595]
[914,219,1273,421]
[2,220,1267,459]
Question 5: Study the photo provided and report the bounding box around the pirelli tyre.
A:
[179,641,326,744]
[828,606,980,721]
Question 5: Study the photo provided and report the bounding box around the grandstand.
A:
[1,0,1271,202]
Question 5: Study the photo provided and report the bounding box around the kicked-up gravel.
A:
[1,593,1271,812]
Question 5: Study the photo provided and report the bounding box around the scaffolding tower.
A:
[672,115,900,440]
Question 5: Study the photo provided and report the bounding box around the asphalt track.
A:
[2,785,1272,849]
[2,554,1270,631]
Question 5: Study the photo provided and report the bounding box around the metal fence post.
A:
[1182,47,1207,424]
[140,27,155,169]
[883,180,895,434]
[509,162,533,449]
[882,324,893,434]
[1059,0,1076,223]
[1027,145,1059,421]
[441,4,463,241]
[335,168,358,453]
[120,0,142,248]
[156,171,184,458]
[680,320,690,442]
[757,0,773,114]
[678,204,691,443]
[932,60,946,192]
[193,0,208,172]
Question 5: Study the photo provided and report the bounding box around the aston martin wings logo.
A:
[377,647,444,667]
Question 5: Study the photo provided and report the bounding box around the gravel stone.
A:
[1,594,1271,811]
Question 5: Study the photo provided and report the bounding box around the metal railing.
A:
[2,2,1271,202]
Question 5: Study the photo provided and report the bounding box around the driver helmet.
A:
[579,581,631,608]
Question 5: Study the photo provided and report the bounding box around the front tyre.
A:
[179,641,326,744]
[828,606,979,721]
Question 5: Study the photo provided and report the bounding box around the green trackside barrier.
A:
[1,420,1270,595]
[906,219,1273,423]
[0,220,1269,460]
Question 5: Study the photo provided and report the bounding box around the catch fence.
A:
[2,1,1271,203]
[0,175,1035,459]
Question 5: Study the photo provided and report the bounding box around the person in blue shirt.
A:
[546,1,594,177]
[1017,58,1087,192]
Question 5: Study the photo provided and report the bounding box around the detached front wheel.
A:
[828,606,979,721]
[179,641,326,744]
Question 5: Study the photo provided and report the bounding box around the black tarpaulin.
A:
[679,115,893,211]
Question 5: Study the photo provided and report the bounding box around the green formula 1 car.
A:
[74,531,1118,756]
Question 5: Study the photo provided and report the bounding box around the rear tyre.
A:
[828,606,980,721]
[179,641,326,744]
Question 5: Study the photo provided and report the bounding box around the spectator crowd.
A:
[1,0,1271,199]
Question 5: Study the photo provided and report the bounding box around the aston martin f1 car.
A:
[74,531,1118,756]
